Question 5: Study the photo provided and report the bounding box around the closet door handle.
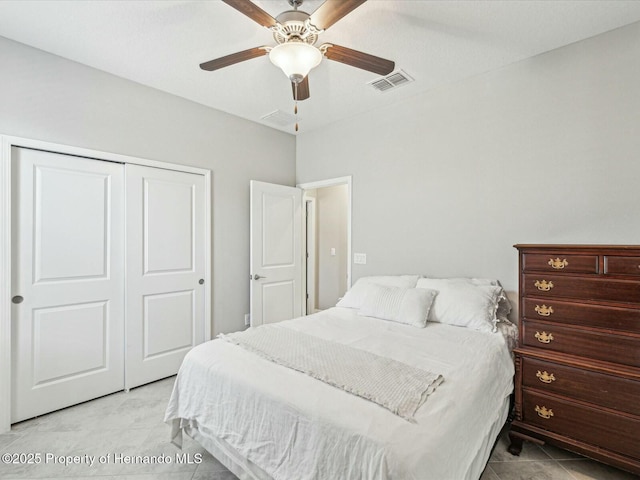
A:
[253,274,266,280]
[12,295,24,304]
[199,279,205,285]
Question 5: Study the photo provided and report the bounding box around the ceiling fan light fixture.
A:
[269,41,322,83]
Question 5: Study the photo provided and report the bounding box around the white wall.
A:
[0,36,296,334]
[296,22,640,313]
[316,185,349,309]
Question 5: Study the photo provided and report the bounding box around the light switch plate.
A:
[354,253,367,264]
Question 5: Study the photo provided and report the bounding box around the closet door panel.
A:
[125,164,205,389]
[11,147,125,423]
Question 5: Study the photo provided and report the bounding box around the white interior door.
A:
[250,181,302,326]
[11,147,125,423]
[125,164,205,389]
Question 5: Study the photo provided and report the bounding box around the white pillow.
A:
[336,275,420,309]
[416,278,503,332]
[359,284,437,328]
[421,277,512,319]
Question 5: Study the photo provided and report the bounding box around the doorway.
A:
[298,177,351,314]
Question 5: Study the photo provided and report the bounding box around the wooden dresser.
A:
[509,245,640,475]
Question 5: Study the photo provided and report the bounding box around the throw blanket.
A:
[221,325,443,422]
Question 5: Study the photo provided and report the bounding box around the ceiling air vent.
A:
[261,110,296,127]
[368,70,414,93]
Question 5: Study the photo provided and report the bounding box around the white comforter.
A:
[165,307,514,480]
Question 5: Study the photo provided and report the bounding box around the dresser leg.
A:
[507,433,523,456]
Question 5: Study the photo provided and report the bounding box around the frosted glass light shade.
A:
[269,42,322,83]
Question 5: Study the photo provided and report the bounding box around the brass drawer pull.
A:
[534,304,554,317]
[536,370,556,383]
[534,279,554,291]
[535,405,554,419]
[535,331,554,344]
[548,258,569,270]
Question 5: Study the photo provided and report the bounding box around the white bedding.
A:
[165,307,515,480]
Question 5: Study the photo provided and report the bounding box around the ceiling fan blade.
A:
[199,47,268,71]
[292,76,310,101]
[321,44,394,76]
[309,0,367,31]
[221,0,278,28]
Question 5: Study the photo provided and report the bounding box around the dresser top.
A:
[515,244,640,251]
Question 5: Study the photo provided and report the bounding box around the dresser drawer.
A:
[521,357,640,416]
[523,274,640,305]
[605,256,640,277]
[522,253,598,274]
[522,320,640,367]
[522,297,640,333]
[523,390,640,459]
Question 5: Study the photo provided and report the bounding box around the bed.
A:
[165,276,516,480]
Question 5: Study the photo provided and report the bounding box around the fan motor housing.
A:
[273,10,318,45]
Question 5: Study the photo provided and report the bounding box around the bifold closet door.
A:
[124,164,206,390]
[11,148,125,423]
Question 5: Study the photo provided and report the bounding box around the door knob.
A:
[199,279,204,285]
[253,274,266,280]
[12,295,24,304]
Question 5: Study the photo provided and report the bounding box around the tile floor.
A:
[0,376,637,480]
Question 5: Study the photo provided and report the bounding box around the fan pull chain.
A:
[294,82,299,132]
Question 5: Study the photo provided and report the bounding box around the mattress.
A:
[165,307,515,480]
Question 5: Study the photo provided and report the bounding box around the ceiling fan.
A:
[200,0,396,103]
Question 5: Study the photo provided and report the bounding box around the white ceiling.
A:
[1,1,640,135]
